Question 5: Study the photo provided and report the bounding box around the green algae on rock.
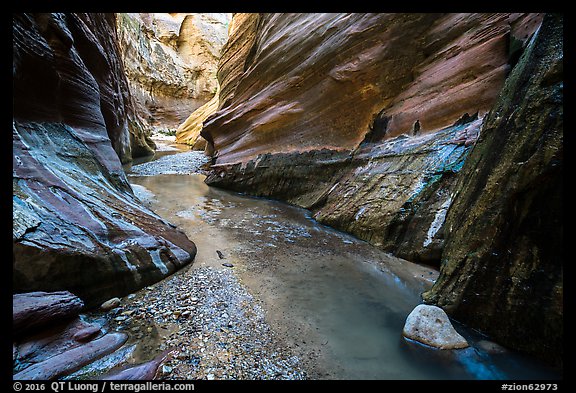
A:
[422,13,563,366]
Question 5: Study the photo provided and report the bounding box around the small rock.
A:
[222,263,234,268]
[402,304,469,349]
[216,250,225,259]
[476,339,508,354]
[206,373,215,380]
[99,349,173,380]
[162,365,172,375]
[73,325,101,342]
[101,298,121,311]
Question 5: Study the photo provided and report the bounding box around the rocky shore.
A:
[95,265,306,380]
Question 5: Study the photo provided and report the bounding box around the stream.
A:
[120,141,560,380]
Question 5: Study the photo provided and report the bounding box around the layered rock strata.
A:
[423,13,563,366]
[13,292,84,336]
[201,13,561,364]
[202,13,542,164]
[202,13,542,265]
[14,291,115,380]
[13,13,197,306]
[117,13,230,137]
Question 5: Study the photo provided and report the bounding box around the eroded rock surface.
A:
[202,13,542,165]
[13,292,84,336]
[14,332,128,380]
[13,13,197,306]
[12,290,127,380]
[175,85,220,150]
[422,13,563,366]
[202,13,542,266]
[200,12,561,365]
[98,349,173,380]
[117,13,230,135]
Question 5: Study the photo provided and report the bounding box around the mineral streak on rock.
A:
[13,13,197,306]
[423,13,563,366]
[206,121,477,265]
[199,12,561,365]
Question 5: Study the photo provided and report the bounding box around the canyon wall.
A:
[423,14,563,366]
[200,13,562,363]
[202,13,543,265]
[13,13,197,307]
[117,13,230,140]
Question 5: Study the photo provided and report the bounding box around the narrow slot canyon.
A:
[12,13,563,383]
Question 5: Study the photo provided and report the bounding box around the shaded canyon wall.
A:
[423,14,563,366]
[13,13,197,307]
[199,12,562,364]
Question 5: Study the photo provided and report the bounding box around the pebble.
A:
[128,150,210,177]
[95,266,306,380]
[101,297,121,311]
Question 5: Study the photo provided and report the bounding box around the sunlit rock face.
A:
[175,86,219,150]
[202,12,561,366]
[13,13,197,307]
[117,13,230,135]
[423,14,563,367]
[203,13,543,265]
[202,13,542,165]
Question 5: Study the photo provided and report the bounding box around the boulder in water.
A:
[402,304,469,349]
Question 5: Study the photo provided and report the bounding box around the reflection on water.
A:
[128,172,561,380]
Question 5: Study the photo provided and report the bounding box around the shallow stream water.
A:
[126,144,561,380]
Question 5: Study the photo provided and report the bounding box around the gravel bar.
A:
[129,150,210,176]
[104,266,307,380]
